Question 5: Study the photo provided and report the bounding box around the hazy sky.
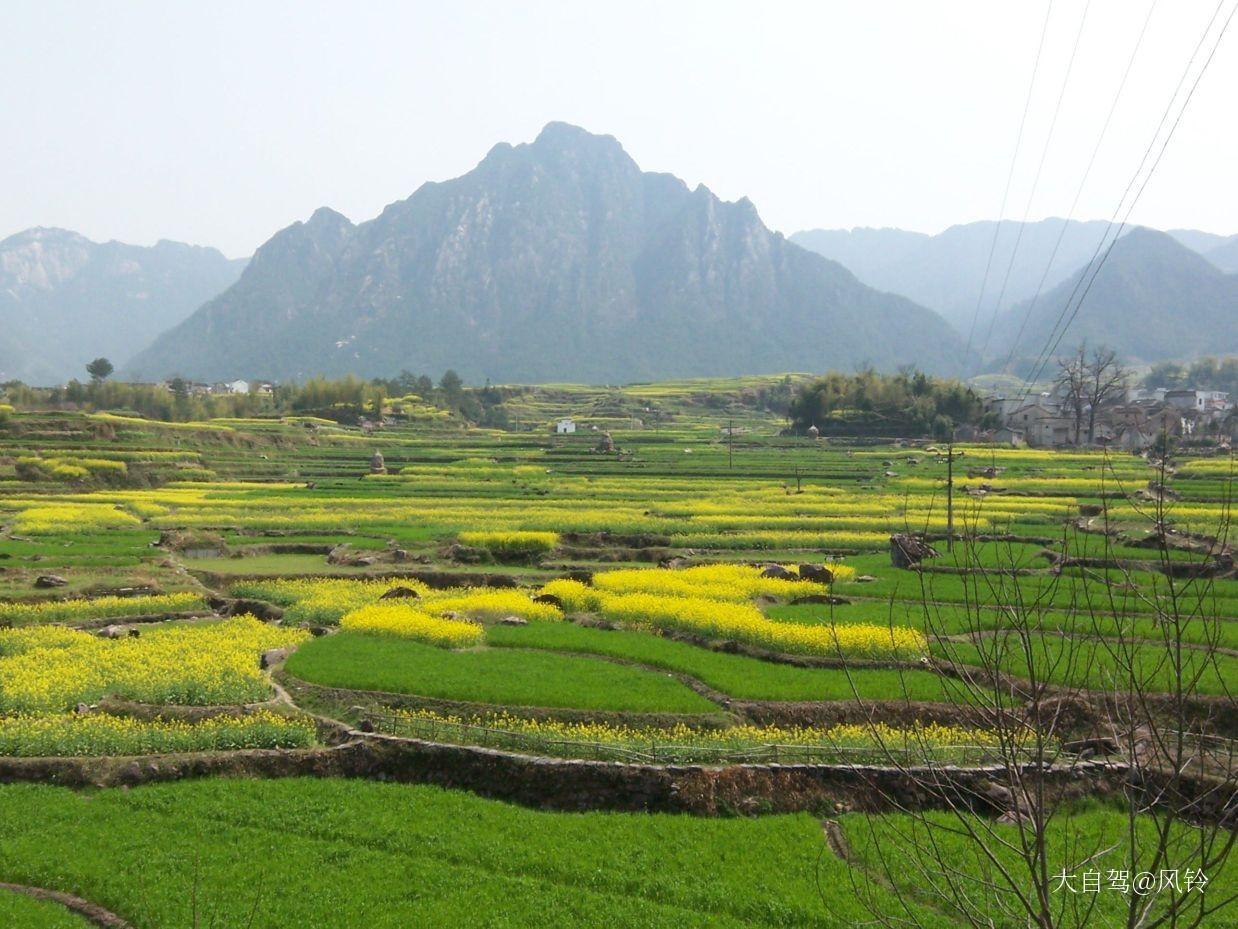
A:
[3,0,1235,258]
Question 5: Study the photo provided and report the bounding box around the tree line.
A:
[1143,355,1238,395]
[787,369,990,439]
[0,364,511,427]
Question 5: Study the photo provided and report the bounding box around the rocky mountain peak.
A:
[124,123,966,383]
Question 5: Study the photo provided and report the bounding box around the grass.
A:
[0,890,91,928]
[845,803,1236,928]
[0,778,960,929]
[768,600,1238,651]
[285,632,719,713]
[486,621,965,703]
[0,781,1225,929]
[934,635,1238,696]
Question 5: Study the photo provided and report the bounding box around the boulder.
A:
[379,586,421,600]
[34,574,68,588]
[98,625,127,639]
[260,647,291,669]
[797,564,835,584]
[497,615,529,626]
[760,564,796,580]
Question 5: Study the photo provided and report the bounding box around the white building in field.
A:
[555,418,577,434]
[224,379,251,395]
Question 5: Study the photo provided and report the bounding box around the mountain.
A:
[1203,236,1238,274]
[993,228,1238,368]
[0,229,246,384]
[1166,228,1233,255]
[791,219,1125,334]
[124,123,967,384]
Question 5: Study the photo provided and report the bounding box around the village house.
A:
[1005,402,1074,447]
[555,417,576,434]
[990,384,1233,450]
[1164,389,1231,413]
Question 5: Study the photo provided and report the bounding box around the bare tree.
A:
[1056,346,1089,446]
[830,452,1235,929]
[1054,344,1129,446]
[1084,347,1130,445]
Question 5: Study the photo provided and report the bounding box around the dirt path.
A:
[0,882,135,929]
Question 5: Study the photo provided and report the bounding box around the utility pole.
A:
[945,441,964,553]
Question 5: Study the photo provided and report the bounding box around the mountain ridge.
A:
[0,228,247,384]
[124,123,968,384]
[994,228,1238,368]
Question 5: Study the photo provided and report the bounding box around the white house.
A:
[555,418,576,434]
[225,379,251,395]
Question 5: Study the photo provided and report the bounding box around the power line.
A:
[1015,0,1230,395]
[961,0,1056,363]
[1027,0,1237,390]
[977,0,1094,361]
[1013,0,1236,407]
[997,0,1159,376]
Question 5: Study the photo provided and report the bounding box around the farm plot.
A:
[0,780,1229,929]
[0,403,1232,927]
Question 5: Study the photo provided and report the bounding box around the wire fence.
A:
[360,711,1014,767]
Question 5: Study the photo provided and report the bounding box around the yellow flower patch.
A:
[340,604,483,648]
[0,617,306,713]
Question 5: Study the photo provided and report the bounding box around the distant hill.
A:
[790,219,1124,334]
[1166,228,1234,255]
[1203,236,1238,274]
[124,123,967,384]
[0,229,246,384]
[993,228,1238,368]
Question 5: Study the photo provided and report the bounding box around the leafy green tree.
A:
[86,357,114,383]
[788,370,983,437]
[439,369,464,403]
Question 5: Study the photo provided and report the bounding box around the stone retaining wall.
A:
[0,733,1128,816]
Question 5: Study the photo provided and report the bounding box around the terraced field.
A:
[0,386,1232,928]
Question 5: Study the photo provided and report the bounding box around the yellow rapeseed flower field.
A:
[538,564,919,659]
[11,503,143,533]
[0,710,316,757]
[457,530,560,556]
[232,578,430,623]
[0,617,306,713]
[594,591,925,659]
[340,603,483,647]
[0,592,208,626]
[421,588,564,623]
[397,709,999,762]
